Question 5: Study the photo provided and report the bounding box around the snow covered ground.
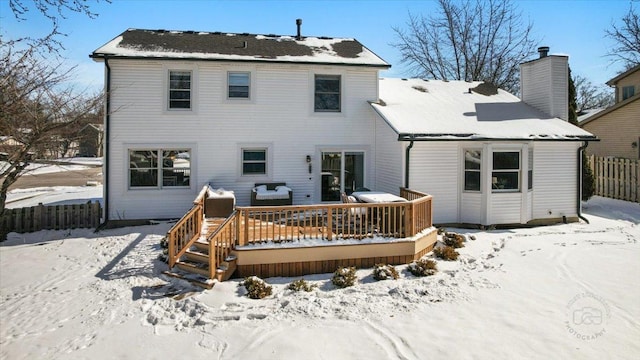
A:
[5,186,103,209]
[1,196,638,359]
[1,157,102,175]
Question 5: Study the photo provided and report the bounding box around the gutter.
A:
[88,53,391,69]
[404,136,414,188]
[577,141,589,224]
[97,56,111,230]
[397,133,598,142]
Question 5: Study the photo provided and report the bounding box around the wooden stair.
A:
[173,240,238,282]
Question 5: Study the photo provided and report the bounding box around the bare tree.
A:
[0,41,103,239]
[605,4,640,70]
[573,75,614,114]
[393,0,537,94]
[1,0,108,240]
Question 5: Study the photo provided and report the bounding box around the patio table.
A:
[351,191,407,236]
[352,191,408,203]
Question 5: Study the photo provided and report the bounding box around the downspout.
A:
[404,135,415,188]
[97,56,111,230]
[577,141,589,224]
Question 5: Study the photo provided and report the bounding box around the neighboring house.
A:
[0,136,23,155]
[91,27,595,227]
[78,123,104,157]
[580,64,640,160]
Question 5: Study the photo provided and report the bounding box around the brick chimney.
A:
[520,46,569,121]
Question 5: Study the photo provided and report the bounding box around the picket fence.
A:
[588,155,639,203]
[1,201,102,233]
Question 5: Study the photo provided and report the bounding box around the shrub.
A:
[407,259,438,277]
[442,232,465,248]
[243,276,273,299]
[331,266,357,288]
[433,246,459,261]
[372,264,399,281]
[288,279,317,292]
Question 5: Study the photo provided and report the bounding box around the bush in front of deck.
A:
[373,264,399,281]
[407,259,438,277]
[243,276,273,299]
[288,279,317,292]
[433,245,459,261]
[443,232,466,248]
[332,266,357,288]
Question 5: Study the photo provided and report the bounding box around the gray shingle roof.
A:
[91,29,390,67]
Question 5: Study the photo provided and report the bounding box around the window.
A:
[315,75,341,112]
[242,149,267,175]
[228,72,250,99]
[168,71,191,109]
[492,152,520,191]
[622,86,635,100]
[129,149,191,188]
[464,150,482,191]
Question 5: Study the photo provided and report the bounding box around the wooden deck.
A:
[167,187,435,280]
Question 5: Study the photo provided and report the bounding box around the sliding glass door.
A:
[320,151,364,201]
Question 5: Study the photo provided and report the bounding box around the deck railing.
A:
[400,188,433,236]
[206,210,238,278]
[167,186,433,275]
[235,188,433,246]
[166,185,208,268]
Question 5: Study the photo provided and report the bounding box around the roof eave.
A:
[397,133,599,142]
[580,94,640,126]
[605,64,640,86]
[88,53,391,68]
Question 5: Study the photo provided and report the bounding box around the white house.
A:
[91,26,595,227]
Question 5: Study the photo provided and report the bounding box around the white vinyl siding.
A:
[106,59,378,219]
[532,142,579,219]
[489,193,523,224]
[408,142,459,224]
[520,56,568,120]
[372,115,403,194]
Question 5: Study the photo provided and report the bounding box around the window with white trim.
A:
[492,151,520,191]
[464,149,482,191]
[228,72,250,99]
[168,71,191,109]
[314,74,341,112]
[242,149,267,175]
[129,149,191,188]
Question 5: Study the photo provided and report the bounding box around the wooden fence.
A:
[1,201,102,233]
[588,155,639,202]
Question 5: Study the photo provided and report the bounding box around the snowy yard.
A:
[1,194,639,359]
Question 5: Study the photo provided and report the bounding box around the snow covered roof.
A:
[371,78,596,141]
[91,29,390,68]
[577,108,606,123]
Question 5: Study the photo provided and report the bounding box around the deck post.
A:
[405,202,414,237]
